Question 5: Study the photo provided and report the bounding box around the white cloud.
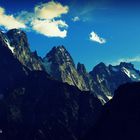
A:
[0,7,26,29]
[34,1,69,20]
[89,31,106,44]
[31,1,69,38]
[72,16,80,22]
[31,19,68,38]
[0,1,69,38]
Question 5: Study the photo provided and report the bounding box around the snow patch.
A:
[17,30,21,34]
[122,67,140,81]
[97,95,106,105]
[4,38,14,53]
[122,67,131,77]
[131,74,136,79]
[97,75,104,83]
[106,95,113,100]
[59,47,65,52]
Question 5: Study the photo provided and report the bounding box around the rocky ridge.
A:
[2,29,140,104]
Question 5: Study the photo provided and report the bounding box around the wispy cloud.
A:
[89,31,106,44]
[0,1,69,38]
[112,56,140,65]
[77,4,95,22]
[0,7,26,29]
[72,16,80,22]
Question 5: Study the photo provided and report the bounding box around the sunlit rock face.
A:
[6,29,44,71]
[77,62,93,90]
[43,46,89,91]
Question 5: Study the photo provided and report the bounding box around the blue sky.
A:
[0,0,140,71]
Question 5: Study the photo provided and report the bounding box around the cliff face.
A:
[6,29,44,71]
[43,46,89,91]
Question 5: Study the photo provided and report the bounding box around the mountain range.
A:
[0,29,140,140]
[2,29,140,104]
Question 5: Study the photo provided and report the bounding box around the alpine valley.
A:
[0,29,140,140]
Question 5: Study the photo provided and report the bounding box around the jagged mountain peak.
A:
[43,46,88,90]
[77,62,87,74]
[46,45,67,55]
[47,45,68,54]
[56,45,66,52]
[0,29,44,71]
[48,46,68,57]
[45,45,75,67]
[109,62,134,71]
[96,62,106,68]
[90,62,109,76]
[6,29,27,42]
[90,62,108,75]
[6,28,29,49]
[119,62,134,69]
[31,50,39,58]
[6,28,25,36]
